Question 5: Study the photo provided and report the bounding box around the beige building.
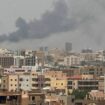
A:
[98,76,104,91]
[8,74,19,92]
[80,66,105,77]
[89,90,105,101]
[51,78,67,95]
[44,70,66,79]
[31,72,39,90]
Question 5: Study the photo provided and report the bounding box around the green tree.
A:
[71,90,89,99]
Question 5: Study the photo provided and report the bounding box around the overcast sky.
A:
[0,0,105,51]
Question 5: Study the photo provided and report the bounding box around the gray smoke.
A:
[0,0,74,42]
[0,0,104,46]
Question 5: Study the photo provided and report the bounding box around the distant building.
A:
[80,66,105,76]
[0,55,14,68]
[39,46,48,52]
[81,49,93,53]
[64,55,81,66]
[24,56,36,66]
[14,55,24,67]
[65,42,72,53]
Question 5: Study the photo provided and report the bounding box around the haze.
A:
[0,0,105,51]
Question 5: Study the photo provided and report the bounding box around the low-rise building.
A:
[8,74,19,92]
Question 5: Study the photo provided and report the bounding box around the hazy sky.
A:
[0,0,105,51]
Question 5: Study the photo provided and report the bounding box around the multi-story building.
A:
[0,66,4,76]
[8,74,19,92]
[51,78,67,95]
[0,55,14,68]
[35,50,45,66]
[31,72,47,90]
[80,66,105,77]
[31,72,40,90]
[19,73,31,91]
[4,66,31,75]
[62,67,80,77]
[98,76,104,91]
[14,55,24,67]
[0,75,8,91]
[44,76,51,87]
[80,52,98,62]
[44,70,66,79]
[24,55,36,66]
[64,55,81,66]
[67,76,99,91]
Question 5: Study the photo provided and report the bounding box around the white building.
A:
[19,74,31,91]
[14,55,24,67]
[64,55,81,66]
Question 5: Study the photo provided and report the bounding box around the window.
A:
[15,79,17,81]
[10,79,13,81]
[32,74,35,76]
[45,78,50,81]
[32,78,38,81]
[32,96,35,101]
[61,83,63,85]
[19,78,23,81]
[32,84,38,87]
[11,84,13,86]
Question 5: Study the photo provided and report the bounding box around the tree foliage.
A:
[71,90,88,99]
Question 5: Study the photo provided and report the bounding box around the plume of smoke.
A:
[0,0,104,46]
[0,0,74,42]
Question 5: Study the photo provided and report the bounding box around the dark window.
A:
[19,78,23,81]
[3,80,5,83]
[32,96,35,101]
[32,78,38,81]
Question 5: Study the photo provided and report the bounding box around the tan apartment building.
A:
[98,76,104,91]
[51,78,67,95]
[44,70,66,79]
[8,74,19,92]
[80,66,105,77]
